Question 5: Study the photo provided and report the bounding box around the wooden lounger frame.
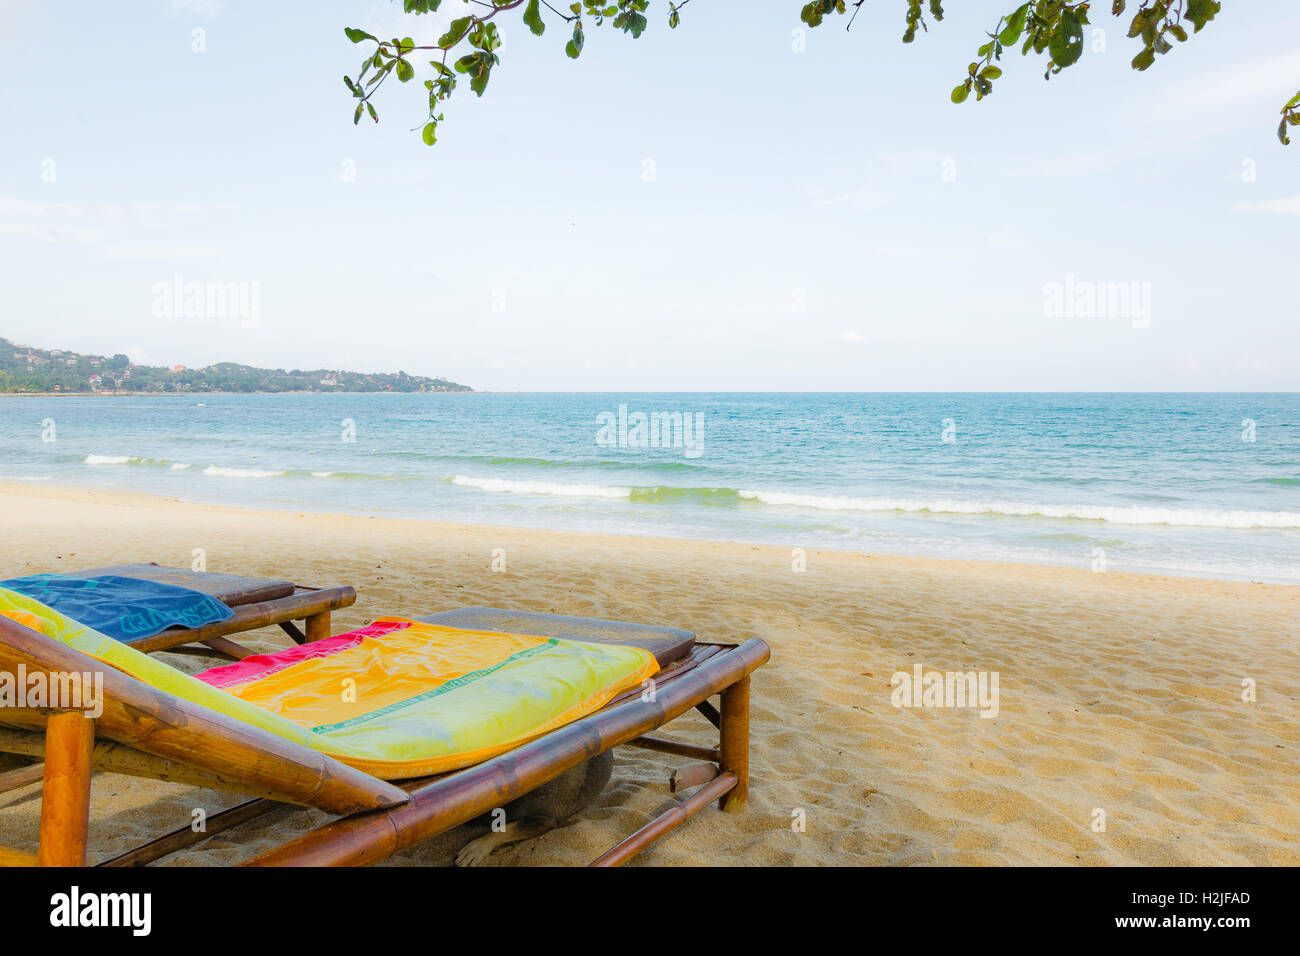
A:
[0,610,769,867]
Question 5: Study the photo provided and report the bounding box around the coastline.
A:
[1,480,1297,865]
[0,390,479,397]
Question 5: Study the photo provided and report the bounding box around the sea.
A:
[1,392,1296,584]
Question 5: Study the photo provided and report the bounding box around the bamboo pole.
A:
[244,638,770,867]
[0,846,38,867]
[0,728,357,805]
[669,761,718,793]
[625,736,719,762]
[590,773,737,867]
[100,799,282,867]
[718,676,750,813]
[695,700,721,728]
[304,611,331,643]
[36,712,95,867]
[0,761,46,794]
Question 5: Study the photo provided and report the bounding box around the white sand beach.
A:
[0,481,1297,866]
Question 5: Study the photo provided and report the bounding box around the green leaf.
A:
[1284,91,1300,111]
[345,27,376,44]
[395,59,414,82]
[951,81,970,104]
[980,65,1002,80]
[470,62,492,96]
[1186,0,1221,33]
[1131,47,1155,70]
[1048,9,1084,68]
[422,121,438,146]
[524,0,546,36]
[353,103,363,125]
[566,23,584,59]
[439,16,473,48]
[367,102,378,122]
[999,4,1029,46]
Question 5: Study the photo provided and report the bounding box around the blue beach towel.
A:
[0,573,234,642]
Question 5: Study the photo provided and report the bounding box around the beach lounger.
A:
[65,563,356,660]
[0,590,768,867]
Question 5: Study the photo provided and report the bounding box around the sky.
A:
[1,0,1297,391]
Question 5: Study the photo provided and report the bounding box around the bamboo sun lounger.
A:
[0,596,769,867]
[69,563,356,660]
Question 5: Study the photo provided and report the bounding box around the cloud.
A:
[1231,194,1300,217]
[171,0,223,16]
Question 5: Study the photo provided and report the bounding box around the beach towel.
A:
[0,573,233,642]
[193,618,660,776]
[0,588,658,779]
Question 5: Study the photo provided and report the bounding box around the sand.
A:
[0,480,1296,866]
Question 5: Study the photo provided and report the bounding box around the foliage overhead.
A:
[343,1,1300,147]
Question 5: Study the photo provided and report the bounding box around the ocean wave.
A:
[628,486,745,506]
[84,454,174,468]
[201,465,286,478]
[736,489,1300,529]
[169,463,192,471]
[383,451,705,472]
[0,475,51,481]
[450,475,632,498]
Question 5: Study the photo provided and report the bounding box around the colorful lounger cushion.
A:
[0,587,658,779]
[0,574,232,643]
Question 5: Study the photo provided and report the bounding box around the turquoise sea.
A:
[1,393,1297,584]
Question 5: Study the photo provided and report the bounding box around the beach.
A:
[1,480,1296,866]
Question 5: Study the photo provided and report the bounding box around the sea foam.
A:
[736,490,1300,529]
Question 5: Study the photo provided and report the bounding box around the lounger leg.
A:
[36,712,95,867]
[718,676,750,813]
[304,611,331,643]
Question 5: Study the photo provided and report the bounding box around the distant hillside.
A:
[0,338,472,394]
